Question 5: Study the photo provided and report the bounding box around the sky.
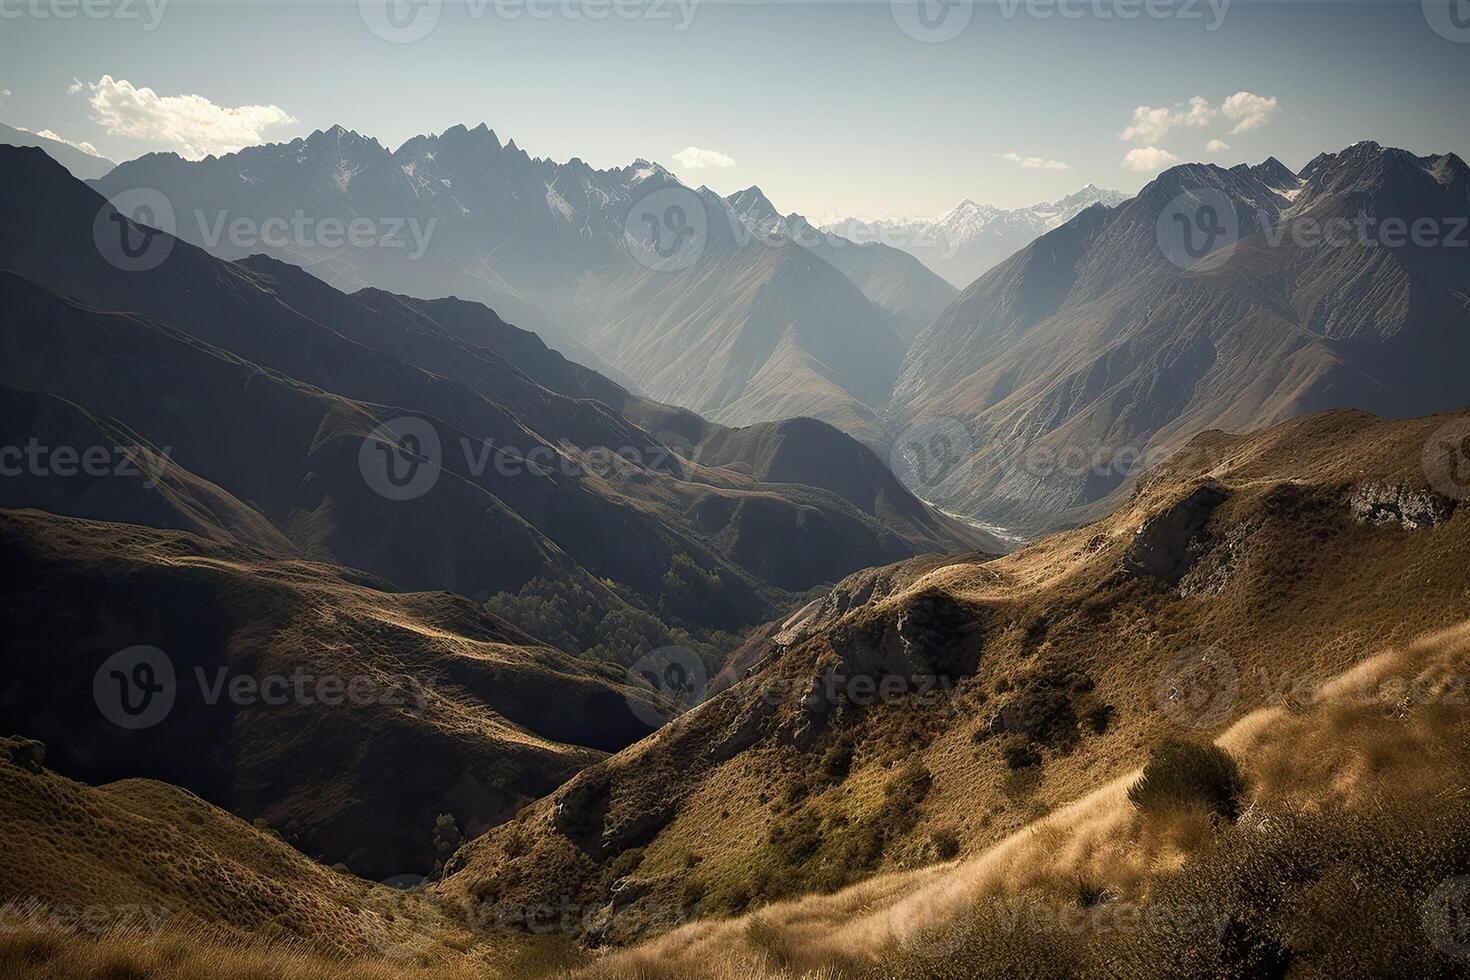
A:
[1,0,1467,218]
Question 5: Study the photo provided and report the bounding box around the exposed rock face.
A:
[8,738,45,773]
[791,589,985,750]
[1348,484,1454,531]
[1123,480,1232,583]
[1179,518,1261,598]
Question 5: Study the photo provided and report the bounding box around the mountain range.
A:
[6,126,1470,980]
[824,185,1132,289]
[891,142,1470,534]
[91,126,949,450]
[0,120,116,180]
[0,141,1001,878]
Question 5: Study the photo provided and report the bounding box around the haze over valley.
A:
[3,2,1470,977]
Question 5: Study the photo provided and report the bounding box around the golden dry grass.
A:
[564,617,1470,978]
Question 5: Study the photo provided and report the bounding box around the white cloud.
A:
[1220,91,1280,134]
[672,146,736,169]
[33,129,105,158]
[1182,96,1215,128]
[1120,96,1215,143]
[1000,151,1072,171]
[1206,139,1230,153]
[1122,147,1182,172]
[74,75,296,159]
[67,79,84,95]
[1,88,10,98]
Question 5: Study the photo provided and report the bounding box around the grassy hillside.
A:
[6,406,1469,977]
[573,616,1470,978]
[0,509,667,879]
[440,407,1470,945]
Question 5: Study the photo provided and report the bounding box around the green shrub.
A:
[931,828,961,861]
[1001,737,1042,771]
[1127,738,1246,822]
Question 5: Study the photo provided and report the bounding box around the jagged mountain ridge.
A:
[823,184,1131,289]
[92,124,913,447]
[890,142,1470,535]
[724,184,958,339]
[1,145,995,652]
[0,120,116,180]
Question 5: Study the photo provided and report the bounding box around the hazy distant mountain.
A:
[890,142,1470,534]
[2,145,995,647]
[93,125,912,447]
[0,120,116,179]
[725,185,958,339]
[825,185,1131,289]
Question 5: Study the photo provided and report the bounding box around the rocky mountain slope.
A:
[2,145,993,662]
[438,406,1470,946]
[92,125,914,447]
[890,143,1470,535]
[725,185,958,339]
[0,509,665,879]
[825,185,1130,289]
[0,120,116,179]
